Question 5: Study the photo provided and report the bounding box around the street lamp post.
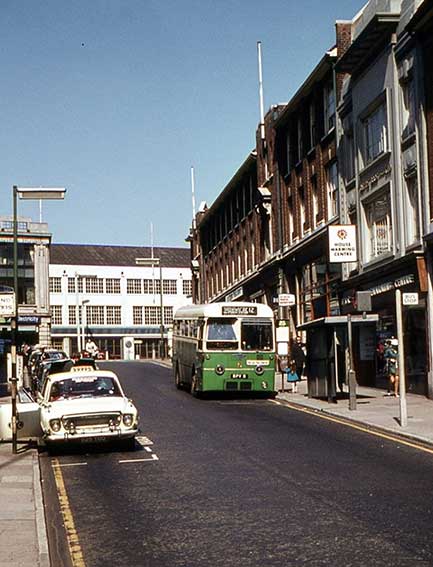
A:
[11,186,66,453]
[135,257,164,359]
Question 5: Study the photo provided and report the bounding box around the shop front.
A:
[342,268,428,395]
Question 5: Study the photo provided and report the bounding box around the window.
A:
[143,279,161,294]
[309,101,316,149]
[399,61,415,139]
[106,306,121,325]
[49,277,62,293]
[324,82,335,133]
[106,279,121,294]
[144,306,161,325]
[86,305,105,325]
[85,277,104,294]
[133,306,143,325]
[68,305,82,325]
[127,279,142,294]
[342,116,355,182]
[404,175,420,245]
[326,162,338,219]
[311,176,319,228]
[163,306,173,325]
[299,187,306,236]
[364,191,392,260]
[182,280,192,296]
[363,102,387,164]
[50,305,62,325]
[68,278,75,293]
[162,280,177,294]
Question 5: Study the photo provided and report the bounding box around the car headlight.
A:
[123,414,134,427]
[49,419,61,433]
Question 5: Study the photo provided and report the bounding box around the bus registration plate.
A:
[231,373,248,379]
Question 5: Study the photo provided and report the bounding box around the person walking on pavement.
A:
[384,337,399,397]
[291,336,306,381]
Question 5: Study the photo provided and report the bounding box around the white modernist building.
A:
[49,244,192,359]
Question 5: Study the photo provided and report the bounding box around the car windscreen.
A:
[206,318,238,350]
[241,319,273,351]
[49,376,121,401]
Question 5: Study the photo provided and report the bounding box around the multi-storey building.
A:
[49,244,191,359]
[191,0,433,398]
[336,0,430,394]
[0,216,52,347]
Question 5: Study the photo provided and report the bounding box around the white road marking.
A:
[51,462,88,468]
[118,454,159,464]
[136,435,154,445]
[144,446,153,453]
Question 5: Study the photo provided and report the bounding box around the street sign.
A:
[0,293,15,317]
[278,293,295,306]
[402,292,419,306]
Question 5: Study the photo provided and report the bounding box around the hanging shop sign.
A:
[402,292,419,306]
[328,225,357,263]
[278,293,296,306]
[226,287,243,302]
[0,293,15,317]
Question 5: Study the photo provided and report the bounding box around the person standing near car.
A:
[85,338,99,360]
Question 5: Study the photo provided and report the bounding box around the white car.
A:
[39,368,139,448]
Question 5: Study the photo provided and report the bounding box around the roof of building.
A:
[50,243,191,268]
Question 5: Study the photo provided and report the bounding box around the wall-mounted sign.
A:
[226,287,243,302]
[328,225,357,263]
[0,293,15,317]
[278,293,296,306]
[403,292,419,306]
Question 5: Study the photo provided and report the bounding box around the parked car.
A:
[39,368,139,448]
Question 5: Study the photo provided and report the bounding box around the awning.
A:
[297,314,379,330]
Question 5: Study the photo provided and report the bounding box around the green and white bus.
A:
[172,302,276,396]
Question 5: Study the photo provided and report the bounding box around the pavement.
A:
[2,368,433,566]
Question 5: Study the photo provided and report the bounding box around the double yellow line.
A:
[271,399,433,456]
[52,459,87,567]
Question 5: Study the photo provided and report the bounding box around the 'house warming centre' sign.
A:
[328,225,357,263]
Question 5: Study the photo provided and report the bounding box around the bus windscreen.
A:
[241,320,273,351]
[206,318,238,350]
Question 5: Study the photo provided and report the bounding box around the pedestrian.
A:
[285,360,300,393]
[384,338,399,397]
[85,338,99,360]
[290,336,306,380]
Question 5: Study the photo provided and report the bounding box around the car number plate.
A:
[80,436,108,443]
[231,373,248,379]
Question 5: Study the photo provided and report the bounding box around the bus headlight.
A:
[255,365,264,376]
[215,364,225,375]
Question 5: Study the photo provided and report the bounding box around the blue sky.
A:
[1,0,365,248]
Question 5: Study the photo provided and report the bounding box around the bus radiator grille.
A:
[239,382,252,391]
[225,382,238,391]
